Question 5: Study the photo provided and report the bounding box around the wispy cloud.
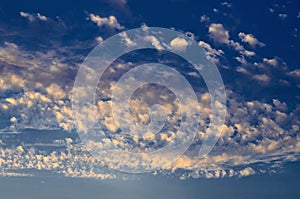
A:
[20,11,48,22]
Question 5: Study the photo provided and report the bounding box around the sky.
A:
[0,0,300,198]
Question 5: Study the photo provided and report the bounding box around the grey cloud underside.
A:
[0,23,300,179]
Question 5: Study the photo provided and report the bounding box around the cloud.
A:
[1,26,300,180]
[144,35,163,50]
[239,167,255,177]
[37,13,48,21]
[221,2,232,8]
[279,13,287,19]
[170,37,189,51]
[120,32,136,47]
[263,58,278,66]
[238,32,265,48]
[199,41,224,63]
[207,24,256,56]
[46,84,66,100]
[208,23,230,44]
[200,15,210,22]
[89,14,124,29]
[95,36,103,44]
[243,50,255,56]
[20,12,35,22]
[252,74,270,82]
[288,69,300,78]
[10,117,17,123]
[229,40,255,57]
[20,12,48,22]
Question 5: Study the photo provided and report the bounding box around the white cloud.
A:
[238,32,265,48]
[170,37,189,51]
[10,117,17,123]
[89,14,123,29]
[120,32,136,47]
[279,13,287,19]
[263,58,278,66]
[206,26,259,56]
[1,86,300,179]
[208,23,230,44]
[1,30,300,180]
[235,56,247,65]
[243,50,255,56]
[37,13,48,21]
[239,167,255,177]
[199,41,224,63]
[144,35,163,50]
[95,36,103,44]
[46,84,66,100]
[20,12,35,22]
[20,12,48,22]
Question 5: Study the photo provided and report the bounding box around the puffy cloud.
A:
[208,23,230,44]
[243,50,255,56]
[199,41,224,63]
[170,37,189,51]
[239,167,255,177]
[144,35,163,50]
[95,36,103,44]
[0,73,25,91]
[46,84,66,100]
[120,32,136,47]
[1,82,300,179]
[263,58,278,66]
[10,117,17,123]
[207,25,256,57]
[1,26,300,180]
[238,32,265,48]
[89,14,124,29]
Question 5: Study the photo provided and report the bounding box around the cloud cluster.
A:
[208,23,230,44]
[0,22,299,179]
[238,32,265,48]
[89,14,124,29]
[207,24,256,58]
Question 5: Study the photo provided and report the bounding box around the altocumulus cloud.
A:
[0,22,300,179]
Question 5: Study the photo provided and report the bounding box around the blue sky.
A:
[0,0,300,198]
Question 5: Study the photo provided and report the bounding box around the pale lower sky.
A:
[1,161,300,199]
